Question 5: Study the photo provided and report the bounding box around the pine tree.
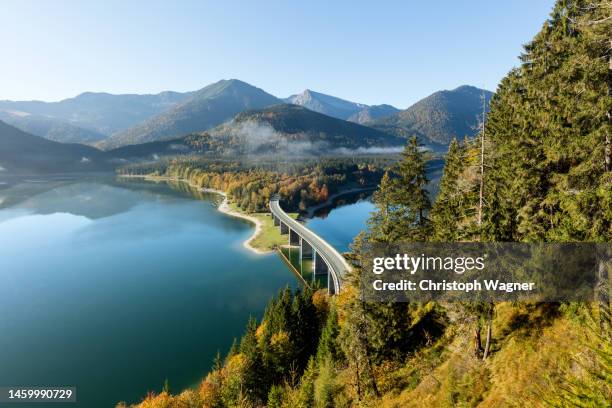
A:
[296,358,316,408]
[267,384,287,408]
[240,317,266,404]
[392,136,432,241]
[316,304,343,364]
[368,136,431,242]
[431,138,466,241]
[368,171,400,243]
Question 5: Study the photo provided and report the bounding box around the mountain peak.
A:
[284,89,366,120]
[100,79,281,149]
[369,85,493,146]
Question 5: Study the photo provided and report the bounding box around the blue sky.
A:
[1,0,555,108]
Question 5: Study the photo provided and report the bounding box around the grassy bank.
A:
[225,201,298,252]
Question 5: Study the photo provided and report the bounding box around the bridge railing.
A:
[269,199,349,294]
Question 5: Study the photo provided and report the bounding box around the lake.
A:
[0,176,375,408]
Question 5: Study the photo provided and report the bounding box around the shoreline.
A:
[118,175,270,255]
[304,186,376,218]
[118,174,374,256]
[200,187,270,255]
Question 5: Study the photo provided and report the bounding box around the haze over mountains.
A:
[285,89,401,125]
[210,104,404,154]
[0,91,192,137]
[0,79,493,173]
[0,121,108,174]
[99,80,281,149]
[0,110,106,144]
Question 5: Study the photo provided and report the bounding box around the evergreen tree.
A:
[430,138,466,241]
[240,317,266,404]
[392,136,432,241]
[316,304,343,364]
[368,136,431,242]
[296,358,316,408]
[267,384,287,408]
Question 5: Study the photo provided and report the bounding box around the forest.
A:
[119,156,396,212]
[119,1,610,406]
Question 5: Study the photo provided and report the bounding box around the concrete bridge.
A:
[270,197,351,294]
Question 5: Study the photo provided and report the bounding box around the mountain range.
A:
[98,80,281,149]
[0,80,493,173]
[0,90,192,137]
[0,102,404,174]
[285,89,401,125]
[0,110,106,143]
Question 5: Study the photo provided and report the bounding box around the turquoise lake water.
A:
[0,176,377,407]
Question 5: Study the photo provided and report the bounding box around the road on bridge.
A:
[269,198,351,293]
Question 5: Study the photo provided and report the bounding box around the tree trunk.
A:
[354,358,362,401]
[597,246,610,337]
[478,91,486,228]
[482,305,493,360]
[605,38,611,172]
[474,324,483,356]
[355,301,379,399]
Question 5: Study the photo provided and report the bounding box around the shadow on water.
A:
[279,246,327,290]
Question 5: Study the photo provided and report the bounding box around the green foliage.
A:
[545,309,612,407]
[316,304,344,364]
[240,317,267,403]
[296,358,317,408]
[314,359,337,408]
[430,138,468,241]
[120,156,391,212]
[433,0,612,243]
[368,137,431,242]
[267,384,287,408]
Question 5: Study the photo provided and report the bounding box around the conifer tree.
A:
[240,317,266,404]
[296,358,316,408]
[430,138,465,241]
[393,136,432,241]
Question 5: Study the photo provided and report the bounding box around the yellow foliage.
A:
[270,330,291,349]
[311,289,329,315]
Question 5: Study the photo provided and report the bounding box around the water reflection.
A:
[0,177,295,408]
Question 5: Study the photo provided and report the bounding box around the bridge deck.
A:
[270,199,351,292]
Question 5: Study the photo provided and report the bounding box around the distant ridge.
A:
[0,90,192,136]
[347,104,400,124]
[369,85,493,146]
[209,104,405,153]
[0,110,106,144]
[284,89,367,120]
[0,120,108,174]
[100,79,282,149]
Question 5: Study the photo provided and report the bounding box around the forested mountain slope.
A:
[0,120,109,173]
[370,85,493,147]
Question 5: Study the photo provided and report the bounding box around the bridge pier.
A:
[289,229,300,246]
[313,251,333,293]
[300,238,313,260]
[313,251,329,276]
[270,199,346,295]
